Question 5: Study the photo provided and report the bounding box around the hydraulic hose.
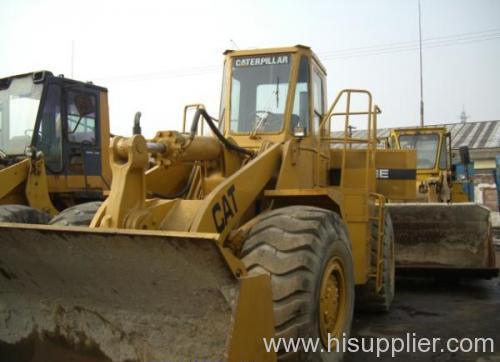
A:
[151,165,196,199]
[189,108,254,157]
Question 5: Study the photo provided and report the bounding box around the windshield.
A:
[0,76,43,155]
[399,134,439,169]
[230,53,291,133]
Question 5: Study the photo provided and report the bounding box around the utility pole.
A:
[418,0,424,127]
[71,40,75,78]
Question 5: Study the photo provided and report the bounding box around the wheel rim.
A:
[319,257,347,349]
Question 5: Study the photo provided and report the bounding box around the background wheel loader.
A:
[385,126,497,278]
[0,71,111,224]
[0,46,417,362]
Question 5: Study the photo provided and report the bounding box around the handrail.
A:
[369,192,386,292]
[321,137,370,144]
[316,89,380,188]
[182,103,206,134]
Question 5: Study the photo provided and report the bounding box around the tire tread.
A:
[241,206,354,361]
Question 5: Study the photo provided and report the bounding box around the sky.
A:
[1,0,499,137]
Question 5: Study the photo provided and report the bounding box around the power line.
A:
[320,31,500,60]
[92,28,500,83]
[318,28,500,56]
[320,34,500,61]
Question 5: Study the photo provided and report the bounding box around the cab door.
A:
[62,88,102,180]
[310,63,329,186]
[34,82,64,173]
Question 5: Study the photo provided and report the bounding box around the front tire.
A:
[0,205,50,224]
[241,206,355,361]
[49,201,102,226]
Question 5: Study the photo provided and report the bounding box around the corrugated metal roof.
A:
[331,120,500,149]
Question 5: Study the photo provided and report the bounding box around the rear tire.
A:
[355,210,395,312]
[49,201,102,226]
[241,206,355,361]
[0,205,50,224]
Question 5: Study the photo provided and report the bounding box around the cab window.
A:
[439,136,448,170]
[291,56,309,133]
[36,84,63,172]
[312,69,324,135]
[0,76,43,155]
[230,53,291,133]
[66,92,97,144]
[218,61,227,132]
[399,134,439,169]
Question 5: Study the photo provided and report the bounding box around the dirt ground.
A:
[346,249,500,362]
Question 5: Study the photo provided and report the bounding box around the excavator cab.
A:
[0,71,110,208]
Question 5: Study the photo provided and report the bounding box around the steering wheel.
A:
[248,110,276,132]
[251,109,273,121]
[77,140,94,148]
[254,110,272,117]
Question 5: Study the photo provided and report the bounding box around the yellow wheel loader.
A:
[0,46,417,361]
[0,71,111,224]
[385,126,497,278]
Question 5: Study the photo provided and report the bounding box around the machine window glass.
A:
[230,53,291,133]
[291,56,309,133]
[66,92,97,145]
[399,134,439,169]
[36,84,63,172]
[439,136,448,170]
[312,70,324,135]
[256,83,288,114]
[0,76,43,155]
[218,61,227,132]
[313,71,323,113]
[230,79,240,131]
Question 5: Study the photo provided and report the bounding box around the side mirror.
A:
[74,94,94,117]
[293,125,306,138]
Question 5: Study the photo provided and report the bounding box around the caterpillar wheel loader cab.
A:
[0,71,111,220]
[385,126,497,278]
[0,46,416,362]
[387,126,470,202]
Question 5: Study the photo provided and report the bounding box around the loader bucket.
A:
[0,223,275,362]
[387,203,498,277]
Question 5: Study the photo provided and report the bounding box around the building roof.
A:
[332,120,500,149]
[444,121,500,149]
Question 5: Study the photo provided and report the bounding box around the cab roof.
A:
[0,71,107,92]
[223,45,327,75]
[392,126,448,133]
